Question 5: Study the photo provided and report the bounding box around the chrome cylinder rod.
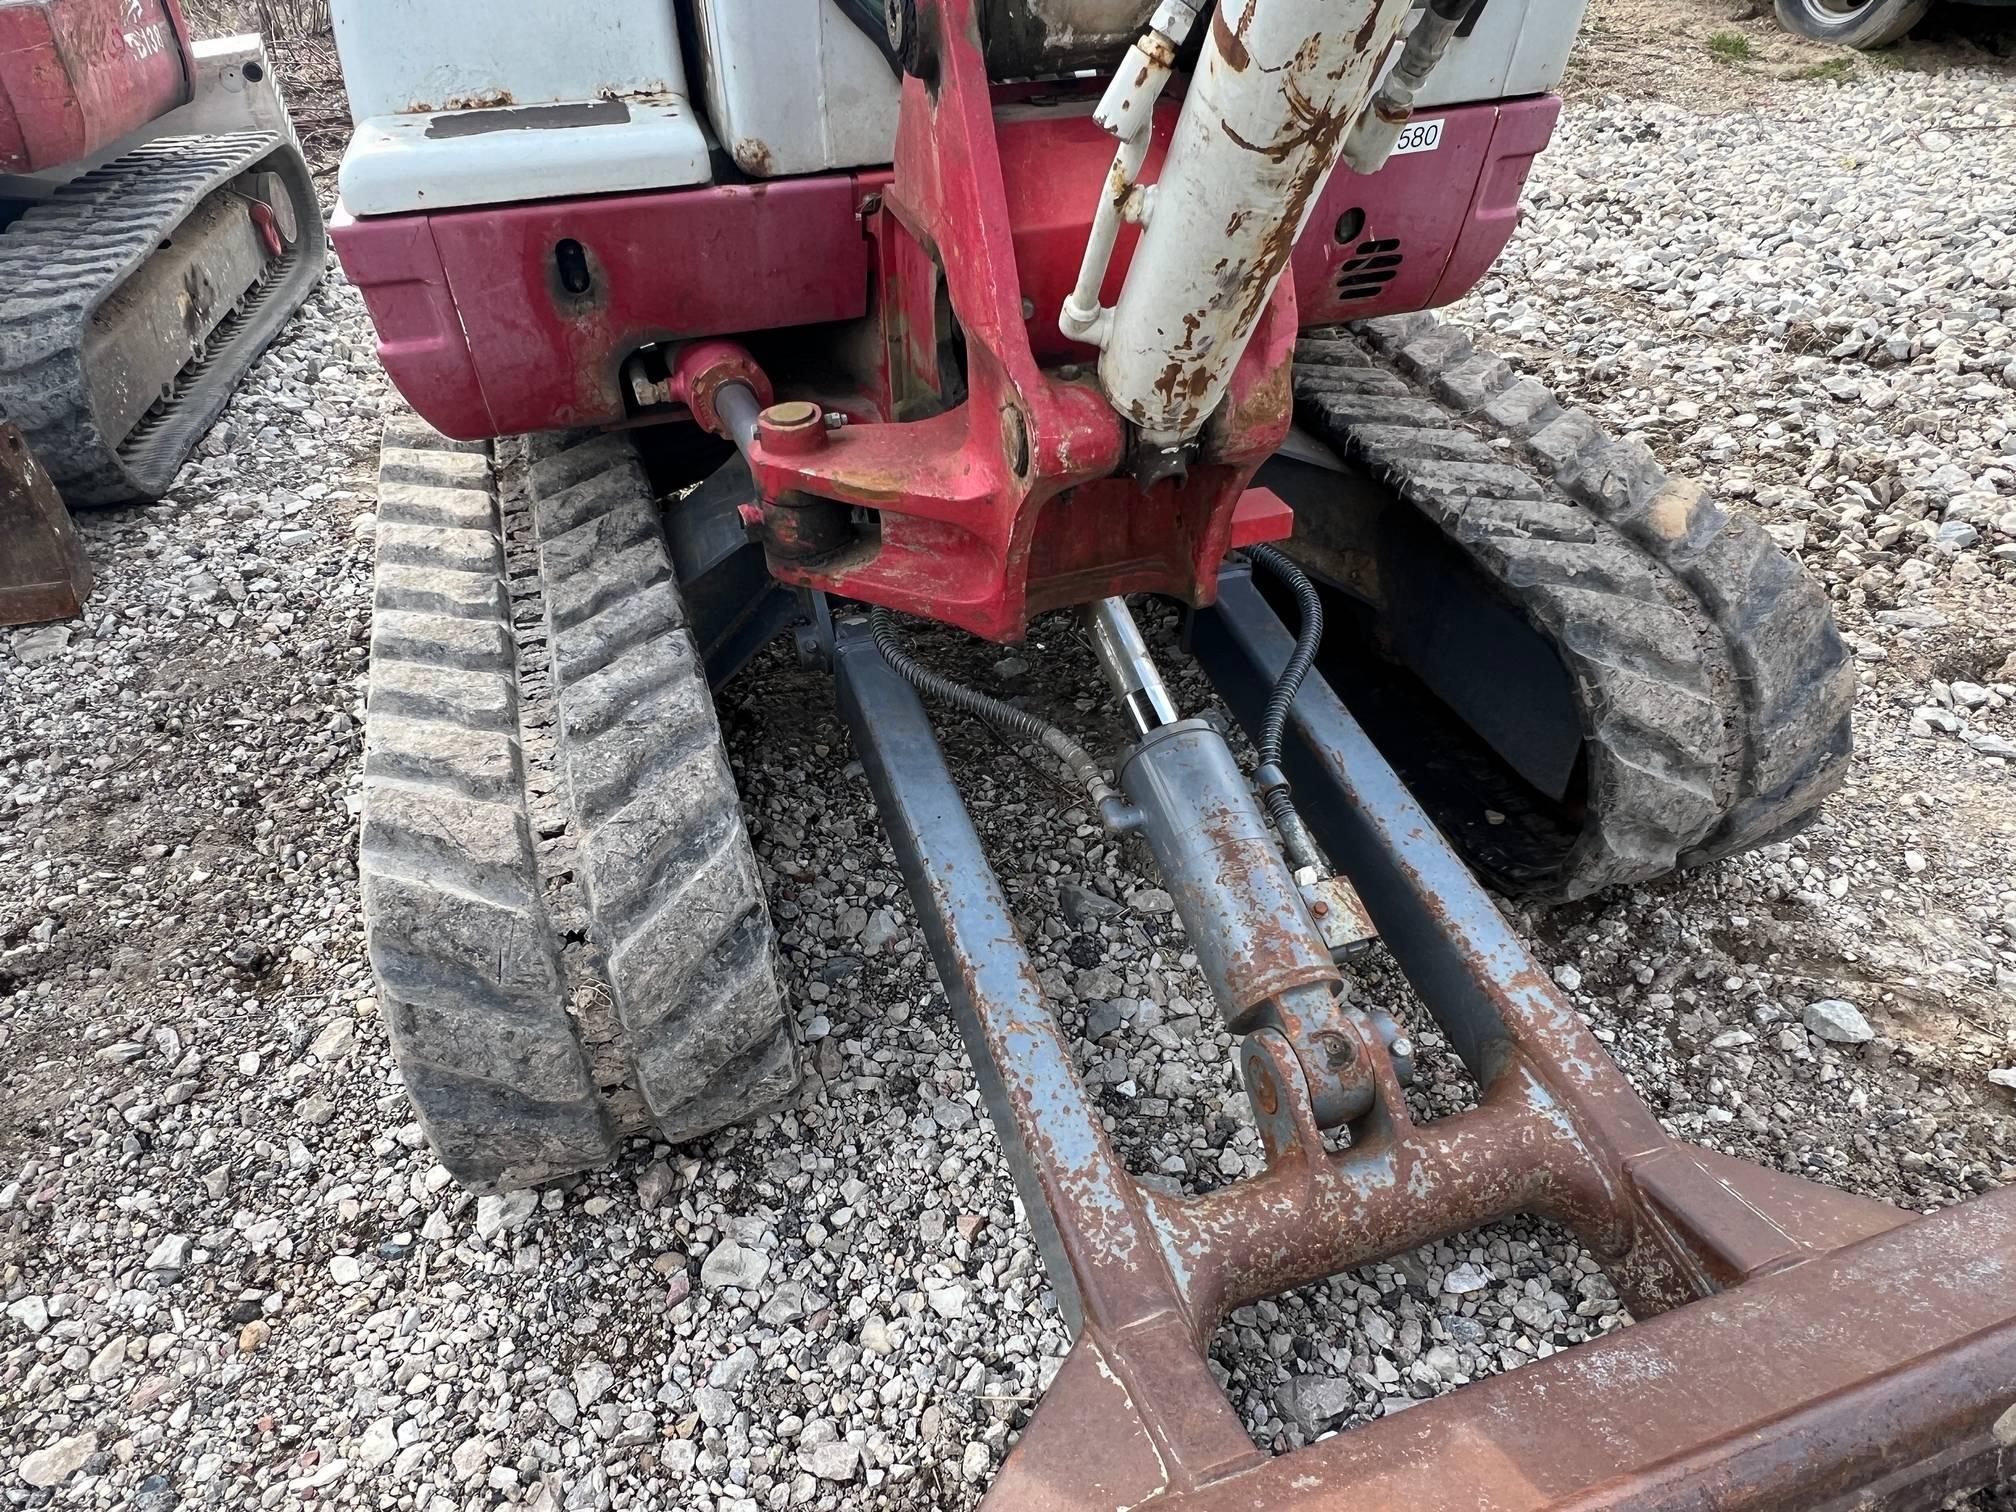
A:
[1085,596,1180,736]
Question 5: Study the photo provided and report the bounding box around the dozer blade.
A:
[821,570,2016,1510]
[0,424,91,626]
[0,131,325,505]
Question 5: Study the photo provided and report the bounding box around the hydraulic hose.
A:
[1245,543,1326,874]
[869,608,1125,820]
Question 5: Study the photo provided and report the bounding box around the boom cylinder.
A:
[1119,719,1376,1127]
[1095,0,1416,451]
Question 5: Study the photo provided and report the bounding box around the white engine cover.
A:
[334,0,688,122]
[1414,0,1589,109]
[331,0,711,216]
[690,0,901,178]
[327,0,1585,216]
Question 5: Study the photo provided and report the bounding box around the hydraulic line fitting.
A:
[1058,0,1203,351]
[1341,0,1480,175]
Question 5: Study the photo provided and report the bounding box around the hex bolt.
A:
[1315,1030,1356,1069]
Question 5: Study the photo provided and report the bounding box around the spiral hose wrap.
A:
[1245,544,1326,872]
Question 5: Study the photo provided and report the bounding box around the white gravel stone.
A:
[474,1188,537,1238]
[1442,1263,1492,1296]
[1803,999,1876,1045]
[572,1359,615,1408]
[803,1440,862,1481]
[450,1435,492,1482]
[699,1238,770,1291]
[962,1440,994,1483]
[927,1282,971,1319]
[355,1418,398,1469]
[708,1344,759,1388]
[143,1233,191,1275]
[18,1432,97,1488]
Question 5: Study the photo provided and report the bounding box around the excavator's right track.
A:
[1293,313,1854,901]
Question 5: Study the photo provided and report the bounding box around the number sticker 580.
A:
[1391,118,1444,156]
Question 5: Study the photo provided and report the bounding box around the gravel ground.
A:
[5,43,2016,1512]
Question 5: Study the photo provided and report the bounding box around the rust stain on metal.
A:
[1210,4,1251,72]
[0,425,93,627]
[1150,359,1214,412]
[429,88,514,113]
[1106,152,1135,212]
[1251,1065,1278,1116]
[1218,75,1352,336]
[1222,358,1292,442]
[733,138,775,176]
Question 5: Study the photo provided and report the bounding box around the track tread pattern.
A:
[1295,316,1852,898]
[527,435,798,1143]
[0,132,326,503]
[360,417,616,1191]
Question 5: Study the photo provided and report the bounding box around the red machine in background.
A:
[0,0,191,172]
[0,0,323,512]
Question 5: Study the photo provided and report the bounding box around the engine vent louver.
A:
[1335,236,1404,302]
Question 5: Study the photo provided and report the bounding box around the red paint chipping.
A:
[0,0,189,174]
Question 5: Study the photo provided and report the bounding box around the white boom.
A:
[1063,0,1420,466]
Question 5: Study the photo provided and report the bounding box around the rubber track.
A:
[527,434,799,1142]
[0,131,325,504]
[1295,314,1853,899]
[360,415,618,1191]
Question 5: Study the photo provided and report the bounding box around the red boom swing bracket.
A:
[742,0,1295,643]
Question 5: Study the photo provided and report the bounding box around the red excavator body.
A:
[0,0,192,174]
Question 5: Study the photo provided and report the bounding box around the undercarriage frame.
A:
[823,569,2016,1510]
